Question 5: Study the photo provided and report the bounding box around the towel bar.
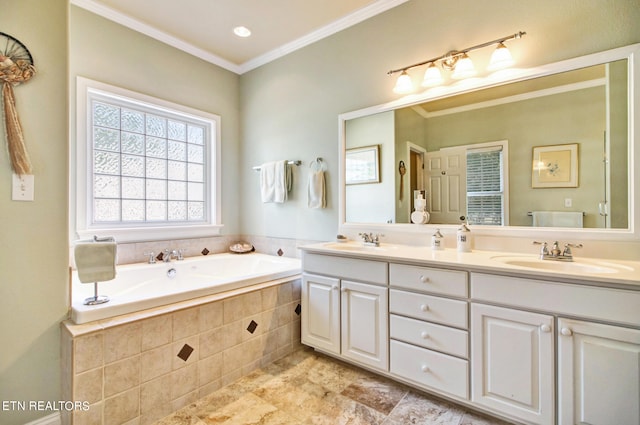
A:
[527,211,585,216]
[253,160,301,171]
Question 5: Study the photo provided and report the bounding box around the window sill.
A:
[76,224,224,243]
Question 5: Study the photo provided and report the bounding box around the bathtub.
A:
[71,252,301,324]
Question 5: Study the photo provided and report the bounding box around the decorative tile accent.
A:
[246,320,258,334]
[277,248,283,256]
[177,344,194,362]
[156,252,165,262]
[295,304,301,316]
[201,248,210,255]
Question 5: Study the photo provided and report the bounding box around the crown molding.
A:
[71,0,409,74]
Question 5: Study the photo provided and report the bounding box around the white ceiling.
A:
[71,0,409,74]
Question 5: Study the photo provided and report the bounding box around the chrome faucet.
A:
[358,232,383,247]
[163,248,184,262]
[533,241,582,261]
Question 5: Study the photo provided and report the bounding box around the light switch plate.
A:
[12,173,35,201]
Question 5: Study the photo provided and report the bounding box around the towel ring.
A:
[310,157,325,171]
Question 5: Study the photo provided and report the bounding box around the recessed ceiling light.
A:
[233,26,252,38]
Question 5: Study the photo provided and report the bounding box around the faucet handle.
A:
[143,251,156,264]
[563,243,583,257]
[533,241,549,257]
[176,248,184,261]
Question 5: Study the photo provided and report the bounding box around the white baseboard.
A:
[24,412,61,425]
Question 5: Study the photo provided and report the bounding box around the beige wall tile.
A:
[141,315,172,351]
[275,303,292,328]
[197,352,223,387]
[104,388,139,425]
[140,374,172,425]
[223,296,244,324]
[75,333,104,373]
[74,367,103,404]
[171,363,198,400]
[261,286,278,310]
[140,344,172,382]
[242,290,262,316]
[173,307,199,341]
[199,301,223,331]
[104,322,142,364]
[72,401,102,425]
[276,282,293,305]
[199,327,223,359]
[221,320,243,350]
[104,356,140,398]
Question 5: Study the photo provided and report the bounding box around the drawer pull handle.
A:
[420,275,430,283]
[421,331,429,339]
[540,324,552,333]
[420,304,429,312]
[561,327,573,336]
[421,365,430,373]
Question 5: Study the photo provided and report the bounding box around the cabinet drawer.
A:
[471,273,640,327]
[390,289,468,329]
[390,263,468,297]
[390,339,468,399]
[302,252,387,284]
[390,314,468,358]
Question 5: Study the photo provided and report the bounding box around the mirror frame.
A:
[339,43,640,241]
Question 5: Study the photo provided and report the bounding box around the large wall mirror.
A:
[339,44,639,240]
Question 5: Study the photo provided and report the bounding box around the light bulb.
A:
[451,53,476,79]
[422,63,443,87]
[488,42,514,70]
[393,71,414,94]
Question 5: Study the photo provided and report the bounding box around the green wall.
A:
[0,1,69,424]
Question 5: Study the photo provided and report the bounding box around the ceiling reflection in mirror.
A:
[345,59,628,229]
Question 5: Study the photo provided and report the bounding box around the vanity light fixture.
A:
[389,31,526,93]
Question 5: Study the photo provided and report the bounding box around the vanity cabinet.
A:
[557,318,640,425]
[301,253,389,371]
[471,303,555,425]
[388,263,470,399]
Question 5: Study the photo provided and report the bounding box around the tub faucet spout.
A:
[163,249,182,262]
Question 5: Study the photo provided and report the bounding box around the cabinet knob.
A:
[420,304,429,312]
[332,285,338,291]
[420,275,430,283]
[540,324,552,333]
[561,327,573,336]
[341,287,347,293]
[421,365,430,373]
[421,331,429,339]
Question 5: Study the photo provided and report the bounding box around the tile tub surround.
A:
[61,279,302,425]
[154,347,510,425]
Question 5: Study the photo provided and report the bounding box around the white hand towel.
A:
[260,160,289,203]
[308,170,326,208]
[531,211,583,228]
[74,241,117,283]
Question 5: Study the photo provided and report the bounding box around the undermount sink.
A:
[322,242,396,252]
[490,255,631,274]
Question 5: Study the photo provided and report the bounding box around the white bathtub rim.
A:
[69,252,301,326]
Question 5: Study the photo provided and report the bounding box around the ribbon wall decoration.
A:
[0,32,36,175]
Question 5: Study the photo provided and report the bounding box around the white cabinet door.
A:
[471,303,554,425]
[301,273,340,354]
[341,280,388,371]
[558,318,640,425]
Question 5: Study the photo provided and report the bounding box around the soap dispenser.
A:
[456,217,472,252]
[431,228,444,250]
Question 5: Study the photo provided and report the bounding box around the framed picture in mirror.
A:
[346,145,380,184]
[532,143,579,188]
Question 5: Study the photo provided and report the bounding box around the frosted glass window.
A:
[88,89,216,227]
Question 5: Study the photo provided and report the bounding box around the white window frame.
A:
[72,77,222,243]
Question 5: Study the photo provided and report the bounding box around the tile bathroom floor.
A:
[154,347,513,425]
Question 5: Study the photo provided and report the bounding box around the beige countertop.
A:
[300,241,640,289]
